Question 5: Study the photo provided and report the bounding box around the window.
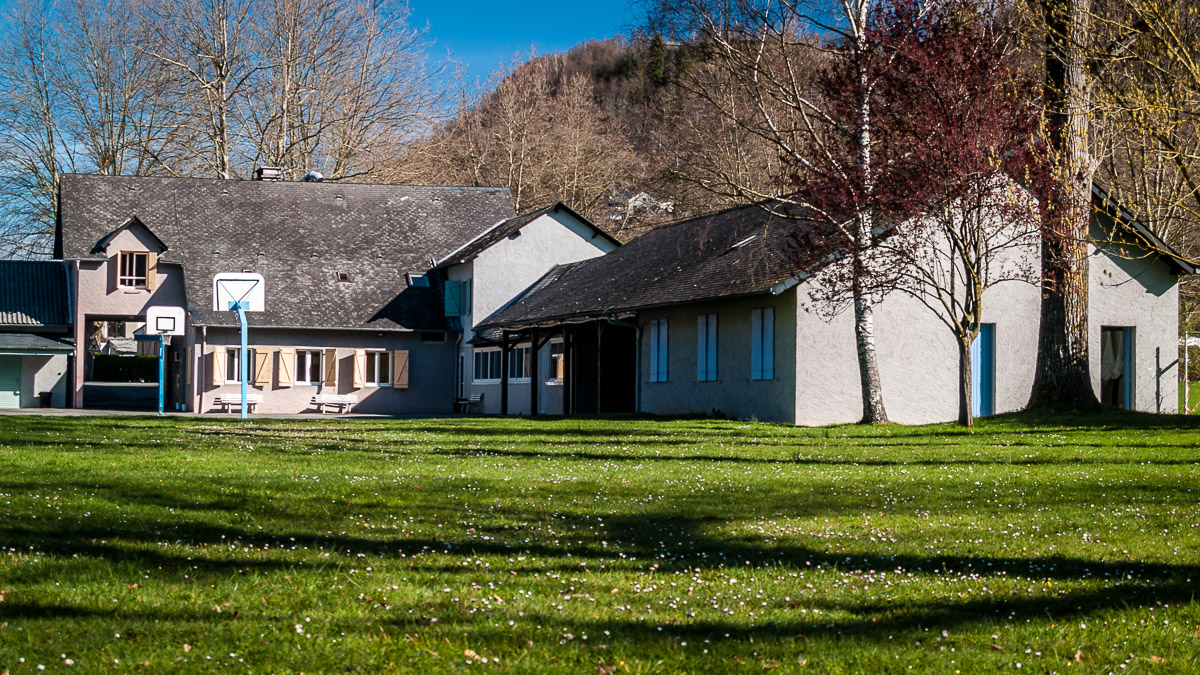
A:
[697,313,718,382]
[473,348,503,382]
[119,251,149,288]
[365,350,391,386]
[549,340,564,381]
[750,308,775,380]
[296,350,323,385]
[508,345,531,381]
[407,273,430,288]
[226,348,256,383]
[649,318,668,383]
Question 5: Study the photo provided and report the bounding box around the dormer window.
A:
[407,273,430,288]
[119,251,149,288]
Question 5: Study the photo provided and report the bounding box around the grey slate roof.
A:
[1092,184,1197,274]
[435,202,620,269]
[57,174,516,330]
[0,260,72,327]
[478,203,839,330]
[0,333,73,353]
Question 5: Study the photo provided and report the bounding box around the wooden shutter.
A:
[211,346,226,386]
[392,350,409,388]
[253,349,271,387]
[277,348,295,387]
[323,348,338,387]
[553,353,564,380]
[352,349,366,388]
[146,252,158,290]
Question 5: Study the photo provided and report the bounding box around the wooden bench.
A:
[455,392,483,414]
[214,393,263,413]
[312,393,358,413]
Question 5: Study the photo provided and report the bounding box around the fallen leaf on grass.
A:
[1149,656,1166,664]
[597,659,617,675]
[464,649,480,660]
[1074,650,1083,662]
[183,644,191,653]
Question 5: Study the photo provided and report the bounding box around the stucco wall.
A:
[455,211,617,413]
[1088,217,1180,413]
[73,226,189,406]
[18,354,68,407]
[199,327,454,414]
[639,292,797,423]
[793,273,1041,425]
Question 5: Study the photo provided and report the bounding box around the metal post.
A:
[158,334,166,416]
[1185,331,1191,414]
[235,303,249,420]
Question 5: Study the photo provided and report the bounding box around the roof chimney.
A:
[254,166,283,181]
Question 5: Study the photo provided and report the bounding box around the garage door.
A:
[0,356,19,408]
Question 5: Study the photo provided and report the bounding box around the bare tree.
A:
[0,0,75,256]
[244,0,441,180]
[145,0,259,179]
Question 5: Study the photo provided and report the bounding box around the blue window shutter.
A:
[707,314,718,380]
[659,319,669,382]
[444,280,462,316]
[762,308,774,379]
[649,321,658,382]
[696,315,707,381]
[751,309,762,379]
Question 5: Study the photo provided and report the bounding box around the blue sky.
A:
[409,0,638,84]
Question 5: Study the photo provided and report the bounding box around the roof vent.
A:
[254,166,283,181]
[302,171,324,182]
[337,272,353,283]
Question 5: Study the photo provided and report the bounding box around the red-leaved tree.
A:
[797,0,1044,426]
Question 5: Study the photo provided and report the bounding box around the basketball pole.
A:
[232,301,250,420]
[158,334,166,416]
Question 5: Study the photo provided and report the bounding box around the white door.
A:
[0,356,20,408]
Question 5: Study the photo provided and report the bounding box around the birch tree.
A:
[648,0,930,423]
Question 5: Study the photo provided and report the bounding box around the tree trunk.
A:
[853,39,889,425]
[1028,0,1100,409]
[958,336,973,427]
[853,282,889,424]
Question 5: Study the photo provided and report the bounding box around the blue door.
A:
[971,324,995,418]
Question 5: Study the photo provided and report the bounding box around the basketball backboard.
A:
[213,273,265,312]
[145,306,186,336]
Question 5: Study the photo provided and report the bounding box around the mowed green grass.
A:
[1,414,1198,673]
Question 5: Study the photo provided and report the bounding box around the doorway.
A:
[1101,327,1134,409]
[971,323,996,418]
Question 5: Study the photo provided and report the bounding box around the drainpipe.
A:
[606,314,641,413]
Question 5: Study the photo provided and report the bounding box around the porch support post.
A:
[500,330,510,415]
[529,327,539,416]
[562,327,572,415]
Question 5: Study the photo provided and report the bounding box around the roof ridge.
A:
[60,173,512,192]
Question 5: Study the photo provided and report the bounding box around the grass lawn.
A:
[1,413,1198,673]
